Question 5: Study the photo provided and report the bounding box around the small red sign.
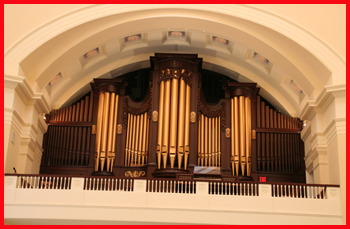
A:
[259,177,266,182]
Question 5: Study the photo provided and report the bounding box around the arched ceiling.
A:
[5,4,345,118]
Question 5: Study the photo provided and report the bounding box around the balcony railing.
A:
[7,173,338,199]
[4,173,342,225]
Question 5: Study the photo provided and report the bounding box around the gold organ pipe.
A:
[142,112,147,166]
[218,116,221,167]
[95,92,105,171]
[100,92,110,171]
[162,80,171,168]
[234,97,239,176]
[130,114,136,166]
[110,94,119,172]
[200,114,205,166]
[245,97,251,176]
[169,78,179,168]
[138,113,144,166]
[239,96,246,176]
[231,98,235,175]
[184,84,191,170]
[213,117,217,167]
[208,117,212,166]
[125,113,131,166]
[157,81,165,169]
[197,117,201,166]
[133,115,140,166]
[106,92,116,172]
[204,116,208,166]
[145,113,149,164]
[177,78,186,169]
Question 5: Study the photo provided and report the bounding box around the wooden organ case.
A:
[41,53,306,183]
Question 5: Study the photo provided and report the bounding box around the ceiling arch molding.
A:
[4,4,345,118]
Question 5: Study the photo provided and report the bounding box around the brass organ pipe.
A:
[110,94,119,171]
[234,97,239,175]
[211,117,214,166]
[215,117,219,167]
[145,113,149,164]
[200,114,204,166]
[245,97,252,176]
[106,93,116,172]
[239,96,246,176]
[184,84,191,170]
[208,117,212,166]
[157,81,165,169]
[204,116,208,166]
[218,116,221,167]
[197,117,201,166]
[177,78,186,169]
[95,92,105,171]
[125,113,131,166]
[130,114,137,166]
[100,92,110,171]
[142,112,147,166]
[162,80,171,168]
[213,117,217,167]
[231,98,235,175]
[138,113,144,166]
[133,114,140,166]
[169,78,179,168]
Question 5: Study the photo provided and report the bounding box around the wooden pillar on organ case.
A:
[221,85,232,176]
[188,71,199,172]
[115,83,127,176]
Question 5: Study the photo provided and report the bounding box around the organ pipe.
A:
[184,84,191,170]
[169,78,179,168]
[157,81,165,169]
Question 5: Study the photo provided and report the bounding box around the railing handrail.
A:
[5,173,340,188]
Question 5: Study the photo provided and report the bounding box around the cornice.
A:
[4,74,50,114]
[300,84,346,121]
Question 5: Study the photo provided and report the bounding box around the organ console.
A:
[40,53,306,183]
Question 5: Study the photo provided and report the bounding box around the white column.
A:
[4,74,49,174]
[301,84,346,224]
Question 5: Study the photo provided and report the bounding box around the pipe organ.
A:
[41,53,306,183]
[231,96,252,177]
[156,70,192,170]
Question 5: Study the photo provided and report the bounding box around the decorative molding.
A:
[225,128,230,138]
[300,84,346,121]
[159,69,193,87]
[305,161,313,174]
[117,124,122,134]
[190,112,196,123]
[4,108,24,136]
[123,87,151,128]
[152,111,158,122]
[4,74,50,114]
[125,171,146,178]
[197,92,226,132]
